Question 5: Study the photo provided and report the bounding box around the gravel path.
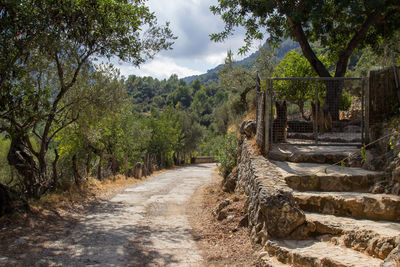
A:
[35,164,215,267]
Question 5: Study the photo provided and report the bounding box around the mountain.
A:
[183,39,300,84]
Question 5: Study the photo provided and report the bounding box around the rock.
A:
[240,120,256,138]
[382,245,400,267]
[12,236,28,247]
[289,221,316,240]
[227,214,235,221]
[370,180,387,194]
[258,251,269,259]
[379,242,395,259]
[259,189,306,238]
[212,198,231,217]
[217,209,228,221]
[393,168,400,183]
[222,170,238,192]
[392,183,400,195]
[238,214,249,227]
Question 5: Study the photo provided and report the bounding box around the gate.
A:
[267,77,365,146]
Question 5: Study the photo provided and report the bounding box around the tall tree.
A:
[210,0,400,119]
[218,50,256,110]
[0,0,175,198]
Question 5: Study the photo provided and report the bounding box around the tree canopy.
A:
[0,0,175,198]
[211,0,400,120]
[211,0,400,78]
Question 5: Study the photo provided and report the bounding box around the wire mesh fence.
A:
[268,77,365,146]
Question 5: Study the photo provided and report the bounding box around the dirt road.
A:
[11,164,216,267]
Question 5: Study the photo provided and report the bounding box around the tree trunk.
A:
[72,154,82,187]
[0,183,13,217]
[323,80,343,121]
[7,135,41,198]
[111,157,119,175]
[124,155,129,178]
[240,87,253,110]
[299,102,310,121]
[86,153,91,179]
[97,152,103,181]
[52,149,59,188]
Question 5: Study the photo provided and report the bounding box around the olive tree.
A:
[0,0,175,198]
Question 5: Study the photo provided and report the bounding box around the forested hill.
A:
[183,39,299,84]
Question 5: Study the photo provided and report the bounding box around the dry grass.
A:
[244,109,256,121]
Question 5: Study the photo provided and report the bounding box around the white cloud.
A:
[116,56,203,79]
[111,0,264,79]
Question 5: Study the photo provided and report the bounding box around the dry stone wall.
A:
[236,138,315,243]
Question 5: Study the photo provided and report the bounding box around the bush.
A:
[339,91,352,111]
[215,132,238,178]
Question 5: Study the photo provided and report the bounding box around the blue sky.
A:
[111,0,261,80]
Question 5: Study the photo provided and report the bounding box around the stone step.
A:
[271,160,383,192]
[294,191,400,221]
[259,256,291,267]
[288,132,361,144]
[306,212,400,259]
[268,144,360,165]
[263,239,383,266]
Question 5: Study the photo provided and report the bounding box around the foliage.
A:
[0,0,175,199]
[274,51,330,119]
[339,91,352,111]
[214,133,238,178]
[0,137,12,185]
[146,105,183,167]
[350,30,400,77]
[211,0,399,74]
[218,50,257,110]
[211,0,400,120]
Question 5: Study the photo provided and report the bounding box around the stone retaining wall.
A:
[236,138,315,243]
[191,157,215,164]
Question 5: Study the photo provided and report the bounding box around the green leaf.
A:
[341,161,345,170]
[361,146,366,164]
[324,168,327,174]
[260,80,266,92]
[389,138,394,150]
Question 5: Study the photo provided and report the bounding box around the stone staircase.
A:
[259,143,400,267]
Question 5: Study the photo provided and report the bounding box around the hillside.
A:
[183,39,299,84]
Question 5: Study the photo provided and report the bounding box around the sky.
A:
[110,0,262,80]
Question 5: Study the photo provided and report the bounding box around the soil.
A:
[188,169,259,266]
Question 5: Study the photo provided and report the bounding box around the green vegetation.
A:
[1,0,399,215]
[211,0,400,120]
[0,0,176,206]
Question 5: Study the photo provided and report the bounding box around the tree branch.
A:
[286,16,331,77]
[48,115,79,143]
[334,10,383,77]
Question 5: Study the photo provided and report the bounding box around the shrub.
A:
[339,91,352,111]
[215,132,238,178]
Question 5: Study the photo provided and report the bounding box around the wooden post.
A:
[264,79,271,154]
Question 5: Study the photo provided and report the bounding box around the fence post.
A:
[365,77,370,144]
[255,73,265,153]
[264,79,271,154]
[361,78,365,145]
[315,80,319,144]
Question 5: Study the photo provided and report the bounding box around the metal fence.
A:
[267,77,365,146]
